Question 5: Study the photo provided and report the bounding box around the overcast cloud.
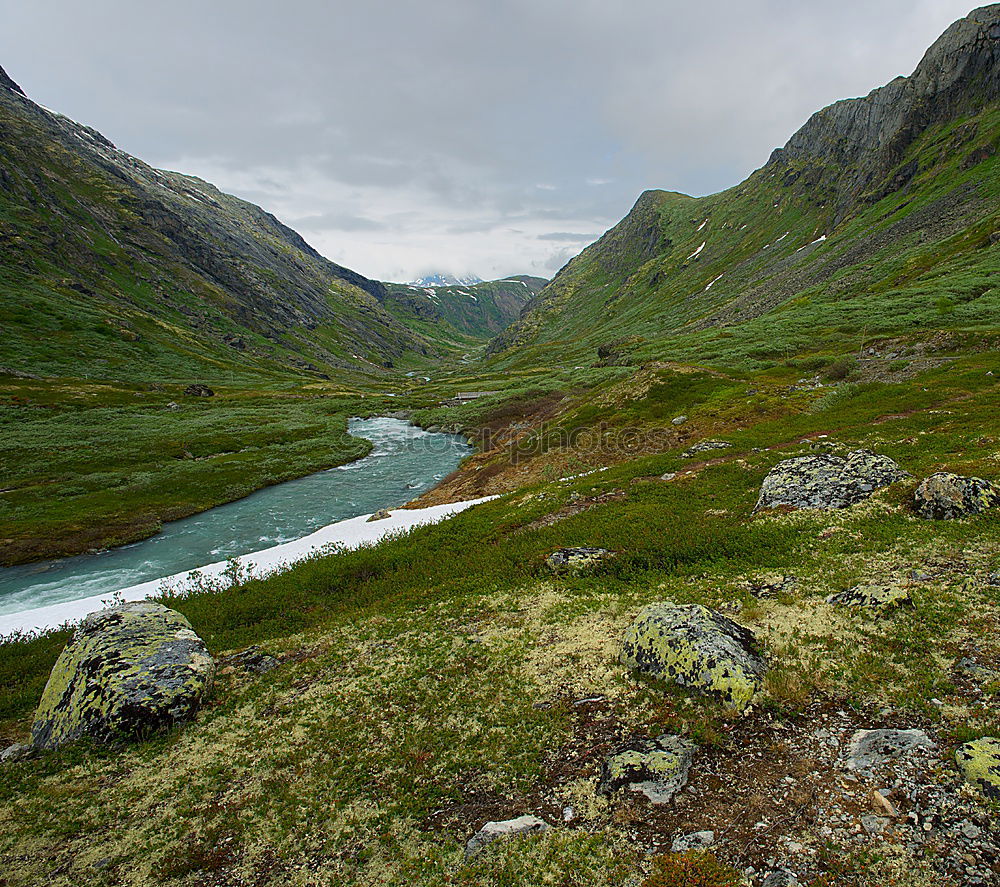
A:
[0,0,980,281]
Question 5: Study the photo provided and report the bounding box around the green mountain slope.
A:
[0,69,440,384]
[380,275,545,342]
[490,4,1000,372]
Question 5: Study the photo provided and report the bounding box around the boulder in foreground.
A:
[32,602,215,749]
[754,450,909,512]
[619,602,765,709]
[913,472,999,520]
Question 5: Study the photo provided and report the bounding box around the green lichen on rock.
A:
[827,583,912,614]
[31,602,215,749]
[955,737,1000,798]
[754,449,909,512]
[600,734,695,803]
[619,602,765,710]
[914,472,1000,520]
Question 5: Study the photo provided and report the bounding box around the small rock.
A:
[682,440,731,458]
[465,815,549,856]
[826,583,912,614]
[671,415,687,426]
[955,737,1000,798]
[366,509,392,522]
[861,814,889,834]
[620,602,766,710]
[762,872,800,887]
[0,743,33,763]
[165,401,179,411]
[544,547,614,576]
[671,830,714,852]
[183,384,214,397]
[847,729,935,770]
[223,646,280,675]
[913,472,1000,520]
[754,450,909,512]
[599,734,695,804]
[660,472,677,481]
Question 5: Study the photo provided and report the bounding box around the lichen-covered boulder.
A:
[754,449,909,512]
[545,547,614,576]
[827,584,912,614]
[956,737,1000,798]
[31,602,215,749]
[913,473,1000,520]
[619,602,765,709]
[599,734,694,804]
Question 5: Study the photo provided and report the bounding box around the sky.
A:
[0,0,981,282]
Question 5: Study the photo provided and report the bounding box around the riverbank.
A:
[0,496,497,637]
[0,384,375,566]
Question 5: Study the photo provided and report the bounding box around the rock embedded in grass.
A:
[599,734,695,803]
[31,601,215,749]
[826,583,912,614]
[682,440,732,458]
[913,472,1000,520]
[955,737,1000,798]
[619,602,766,710]
[544,546,614,576]
[846,729,935,770]
[753,449,909,512]
[465,815,550,856]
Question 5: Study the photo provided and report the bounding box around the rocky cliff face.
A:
[488,5,1000,363]
[770,4,1000,213]
[0,66,432,380]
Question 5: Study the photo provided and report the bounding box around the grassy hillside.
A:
[0,70,446,385]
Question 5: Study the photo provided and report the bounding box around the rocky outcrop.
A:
[955,737,1000,797]
[770,5,1000,213]
[31,602,215,749]
[619,602,766,709]
[599,734,695,803]
[682,440,732,458]
[545,547,614,575]
[183,384,214,398]
[913,472,1000,519]
[827,583,912,614]
[366,509,392,522]
[0,64,24,96]
[754,450,909,512]
[465,815,550,856]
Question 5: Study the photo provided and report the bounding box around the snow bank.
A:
[0,497,498,637]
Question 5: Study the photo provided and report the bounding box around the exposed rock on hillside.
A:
[827,583,912,614]
[619,602,765,709]
[544,547,614,575]
[465,815,550,856]
[913,472,1000,519]
[31,602,214,749]
[754,450,909,512]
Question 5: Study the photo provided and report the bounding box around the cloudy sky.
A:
[1,0,980,282]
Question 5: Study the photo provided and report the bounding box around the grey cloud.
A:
[0,0,980,280]
[537,232,597,242]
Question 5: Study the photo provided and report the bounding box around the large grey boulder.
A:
[600,734,695,804]
[754,450,909,512]
[913,472,1000,520]
[465,815,549,856]
[620,603,765,710]
[31,602,215,749]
